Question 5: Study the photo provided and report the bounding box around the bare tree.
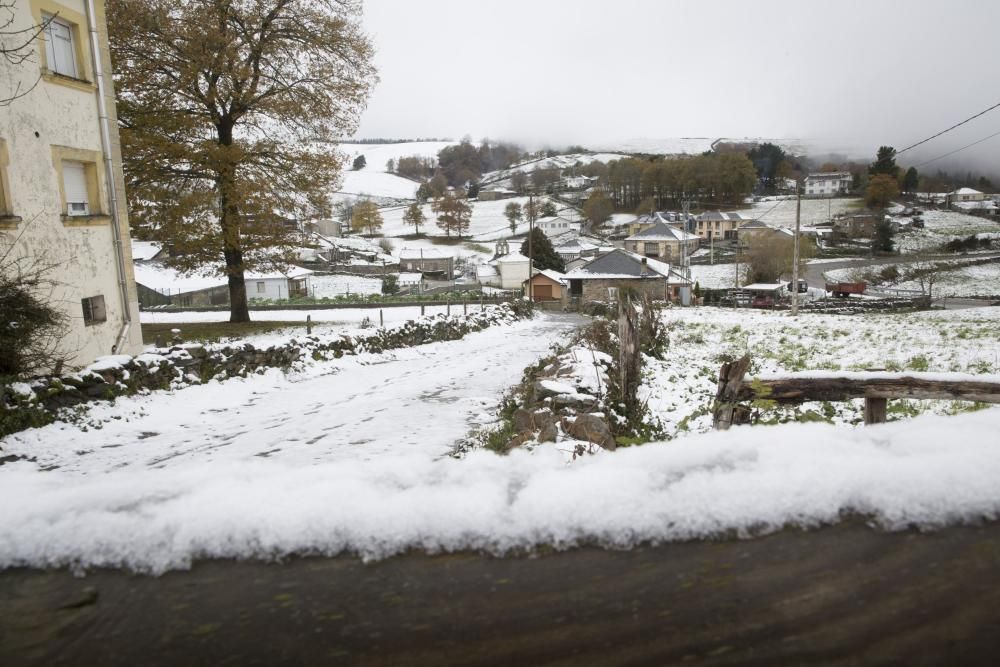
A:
[0,2,52,106]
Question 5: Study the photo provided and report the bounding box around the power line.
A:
[913,129,1000,168]
[896,100,1000,155]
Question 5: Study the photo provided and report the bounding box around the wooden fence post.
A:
[618,293,641,417]
[306,314,312,335]
[421,304,425,316]
[713,355,752,430]
[379,309,384,327]
[864,397,887,425]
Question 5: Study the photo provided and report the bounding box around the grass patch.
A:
[141,321,313,345]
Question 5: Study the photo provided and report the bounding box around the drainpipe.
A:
[85,0,132,354]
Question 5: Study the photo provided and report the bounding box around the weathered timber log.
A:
[864,397,888,425]
[712,354,752,430]
[735,375,1000,405]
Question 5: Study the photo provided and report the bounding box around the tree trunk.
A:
[217,120,250,323]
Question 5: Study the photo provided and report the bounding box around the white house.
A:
[535,215,582,237]
[493,251,530,289]
[133,262,313,306]
[0,0,144,368]
[950,187,986,202]
[245,266,313,301]
[804,172,852,197]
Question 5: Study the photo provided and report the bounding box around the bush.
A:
[0,257,69,377]
[381,274,399,295]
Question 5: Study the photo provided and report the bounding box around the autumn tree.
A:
[523,198,541,226]
[865,174,899,209]
[427,172,449,198]
[744,234,816,284]
[520,227,565,273]
[432,193,472,238]
[351,200,383,236]
[583,189,613,226]
[510,171,528,194]
[504,201,522,234]
[402,203,425,234]
[108,0,376,322]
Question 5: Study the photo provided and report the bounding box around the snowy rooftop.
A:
[495,252,529,264]
[133,263,312,293]
[626,219,700,242]
[131,241,163,261]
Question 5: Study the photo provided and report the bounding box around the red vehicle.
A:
[826,281,866,297]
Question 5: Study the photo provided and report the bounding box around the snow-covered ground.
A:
[894,209,1000,253]
[339,141,456,172]
[309,274,383,298]
[332,141,457,203]
[733,197,862,227]
[825,259,1000,297]
[379,196,566,242]
[6,302,1000,573]
[641,306,1000,438]
[690,262,744,289]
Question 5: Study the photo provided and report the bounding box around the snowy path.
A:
[5,313,583,475]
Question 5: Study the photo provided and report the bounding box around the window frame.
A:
[51,146,108,225]
[0,138,16,226]
[81,294,107,325]
[41,13,77,79]
[30,0,94,90]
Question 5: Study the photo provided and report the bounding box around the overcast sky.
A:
[356,0,1000,168]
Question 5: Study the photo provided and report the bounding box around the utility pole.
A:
[527,192,534,302]
[791,180,802,316]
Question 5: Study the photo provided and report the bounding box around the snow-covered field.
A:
[733,197,862,227]
[895,209,1000,253]
[642,306,1000,438]
[825,259,1000,297]
[5,304,1000,573]
[309,274,383,298]
[332,141,456,203]
[690,262,743,289]
[380,196,565,242]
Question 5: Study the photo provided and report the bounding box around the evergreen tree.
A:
[353,154,367,170]
[902,167,919,193]
[539,200,557,217]
[869,146,899,178]
[873,219,896,253]
[520,227,565,273]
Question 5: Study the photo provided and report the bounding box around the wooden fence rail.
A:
[713,355,1000,429]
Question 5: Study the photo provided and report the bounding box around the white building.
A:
[0,0,143,369]
[535,215,582,237]
[950,187,986,202]
[804,172,852,197]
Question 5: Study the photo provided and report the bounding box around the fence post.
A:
[447,294,450,316]
[306,314,312,335]
[864,397,887,425]
[379,309,384,327]
[712,354,752,430]
[421,304,425,316]
[463,297,467,315]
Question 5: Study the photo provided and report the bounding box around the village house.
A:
[804,172,852,197]
[624,217,701,262]
[832,212,878,239]
[948,187,987,203]
[477,188,518,201]
[564,249,692,304]
[398,247,454,278]
[523,269,567,302]
[736,219,794,247]
[693,211,744,241]
[0,0,144,368]
[535,215,582,237]
[133,263,313,307]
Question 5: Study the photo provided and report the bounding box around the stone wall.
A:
[580,278,669,303]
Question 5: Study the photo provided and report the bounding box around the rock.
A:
[505,432,533,451]
[552,393,597,409]
[538,422,558,443]
[512,408,534,433]
[564,414,616,451]
[533,379,577,399]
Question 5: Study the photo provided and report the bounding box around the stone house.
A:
[398,247,454,278]
[694,211,744,241]
[0,0,144,368]
[624,218,700,262]
[564,249,691,303]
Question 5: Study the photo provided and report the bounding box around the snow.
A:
[130,241,162,261]
[824,258,1000,297]
[133,263,311,294]
[378,196,562,242]
[309,274,383,298]
[690,263,743,289]
[733,197,862,227]
[335,171,419,201]
[3,408,1000,573]
[339,141,456,172]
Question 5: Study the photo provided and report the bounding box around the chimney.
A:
[640,257,648,277]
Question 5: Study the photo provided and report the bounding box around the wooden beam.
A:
[864,397,887,425]
[735,374,1000,405]
[713,354,752,430]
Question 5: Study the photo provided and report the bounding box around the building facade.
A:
[0,0,143,369]
[804,172,852,197]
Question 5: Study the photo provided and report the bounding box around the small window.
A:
[43,14,78,79]
[62,161,89,215]
[256,281,266,293]
[81,295,106,325]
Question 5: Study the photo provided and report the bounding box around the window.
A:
[42,14,77,78]
[62,161,89,215]
[81,295,107,325]
[643,242,659,257]
[256,281,266,294]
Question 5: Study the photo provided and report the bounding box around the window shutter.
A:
[44,17,77,78]
[63,161,89,214]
